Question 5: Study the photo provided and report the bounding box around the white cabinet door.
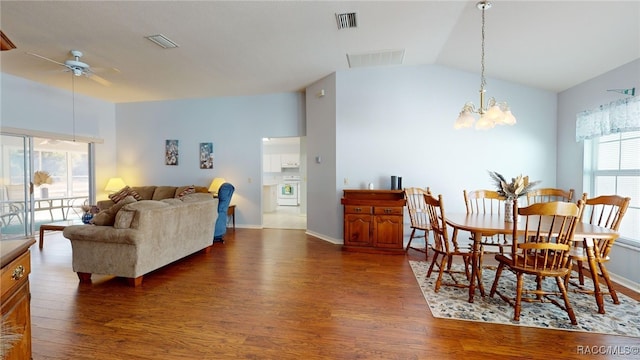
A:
[264,154,281,172]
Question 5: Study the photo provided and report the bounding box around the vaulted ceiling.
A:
[1,1,638,104]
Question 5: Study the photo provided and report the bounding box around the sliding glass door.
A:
[1,134,93,239]
[32,137,90,223]
[1,134,32,239]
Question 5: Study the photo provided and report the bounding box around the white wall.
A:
[115,93,305,228]
[557,59,640,288]
[305,64,557,242]
[0,73,118,197]
[306,73,338,242]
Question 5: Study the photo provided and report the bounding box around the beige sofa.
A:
[96,185,210,211]
[63,192,216,286]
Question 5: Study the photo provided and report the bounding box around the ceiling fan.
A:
[27,49,112,86]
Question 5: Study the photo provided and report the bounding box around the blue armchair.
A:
[213,183,235,242]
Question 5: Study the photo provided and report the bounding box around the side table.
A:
[39,219,84,249]
[227,204,236,229]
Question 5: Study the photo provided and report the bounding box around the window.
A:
[585,130,640,243]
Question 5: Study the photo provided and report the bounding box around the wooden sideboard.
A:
[1,238,35,360]
[341,190,405,254]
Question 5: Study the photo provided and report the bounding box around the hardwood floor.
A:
[29,229,639,359]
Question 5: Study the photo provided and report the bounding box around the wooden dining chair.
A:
[404,187,431,258]
[463,190,510,267]
[489,199,584,325]
[526,187,574,205]
[566,193,630,312]
[425,192,478,294]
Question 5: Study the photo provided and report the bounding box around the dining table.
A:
[445,212,619,314]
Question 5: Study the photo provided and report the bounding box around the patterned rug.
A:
[409,260,640,337]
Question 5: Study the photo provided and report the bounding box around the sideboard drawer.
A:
[1,251,31,299]
[344,205,372,214]
[373,207,403,216]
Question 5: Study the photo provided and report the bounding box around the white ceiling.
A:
[1,1,638,104]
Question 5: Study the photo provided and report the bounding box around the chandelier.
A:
[454,1,516,130]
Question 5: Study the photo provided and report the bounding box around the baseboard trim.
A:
[305,230,342,245]
[610,273,640,293]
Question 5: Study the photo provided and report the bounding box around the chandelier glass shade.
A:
[454,1,516,130]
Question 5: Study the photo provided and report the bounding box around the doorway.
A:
[262,136,306,229]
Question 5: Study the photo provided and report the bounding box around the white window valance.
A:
[576,95,640,142]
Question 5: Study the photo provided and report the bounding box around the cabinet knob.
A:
[11,265,25,280]
[355,207,362,212]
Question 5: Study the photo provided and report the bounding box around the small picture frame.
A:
[165,139,179,165]
[199,142,214,169]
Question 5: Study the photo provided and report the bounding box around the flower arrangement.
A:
[488,171,540,200]
[33,170,53,187]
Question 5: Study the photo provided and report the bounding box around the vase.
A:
[504,198,517,223]
[82,212,94,224]
[40,187,48,198]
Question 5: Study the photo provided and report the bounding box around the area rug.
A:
[409,260,640,337]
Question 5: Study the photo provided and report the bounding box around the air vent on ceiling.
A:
[336,12,357,29]
[347,49,405,68]
[145,34,179,49]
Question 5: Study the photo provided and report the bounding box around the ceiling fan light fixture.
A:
[145,34,179,49]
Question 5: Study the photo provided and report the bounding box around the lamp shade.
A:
[208,177,226,194]
[105,177,126,192]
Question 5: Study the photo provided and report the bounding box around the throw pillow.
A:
[108,186,143,203]
[91,195,137,226]
[176,185,196,198]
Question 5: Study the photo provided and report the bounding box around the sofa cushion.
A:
[176,185,196,198]
[180,193,215,203]
[161,198,183,205]
[91,196,137,226]
[131,186,156,200]
[194,186,209,194]
[115,200,170,229]
[108,186,142,203]
[152,186,178,200]
[113,208,136,229]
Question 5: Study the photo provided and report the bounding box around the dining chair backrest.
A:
[511,199,583,273]
[5,184,25,201]
[580,193,631,231]
[405,187,431,230]
[424,192,456,253]
[526,188,574,205]
[464,189,506,215]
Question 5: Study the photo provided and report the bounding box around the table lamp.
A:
[208,177,226,197]
[105,177,126,193]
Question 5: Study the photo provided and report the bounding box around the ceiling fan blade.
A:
[88,73,112,87]
[26,51,66,67]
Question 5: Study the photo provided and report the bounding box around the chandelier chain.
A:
[480,5,486,92]
[453,1,516,130]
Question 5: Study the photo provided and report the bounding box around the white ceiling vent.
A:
[145,34,179,49]
[336,12,357,29]
[347,49,405,68]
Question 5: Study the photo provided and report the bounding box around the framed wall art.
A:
[199,142,214,169]
[165,139,179,165]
